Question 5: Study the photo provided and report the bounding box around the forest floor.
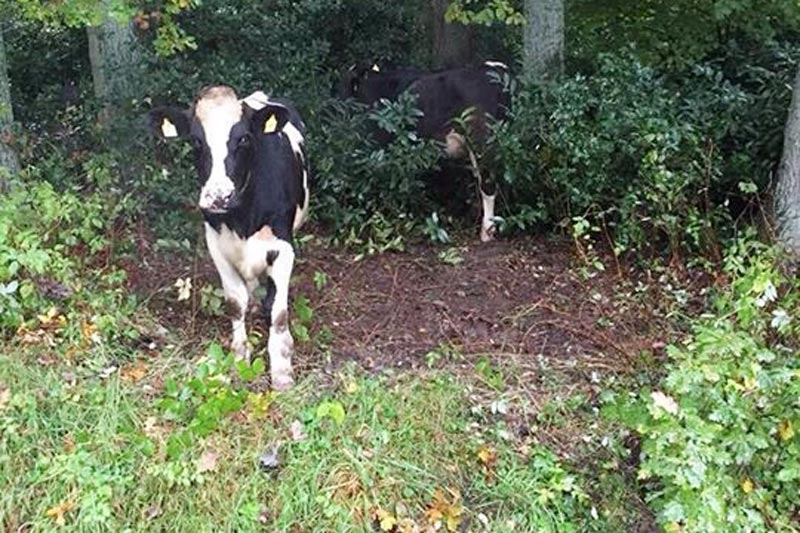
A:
[2,226,704,531]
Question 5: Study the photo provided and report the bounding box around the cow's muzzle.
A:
[199,191,239,213]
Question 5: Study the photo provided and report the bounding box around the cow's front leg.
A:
[264,240,295,390]
[206,226,250,362]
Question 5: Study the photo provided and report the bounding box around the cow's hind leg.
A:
[262,239,295,391]
[480,180,497,243]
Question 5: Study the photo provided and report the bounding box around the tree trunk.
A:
[0,25,19,182]
[430,0,473,69]
[523,0,564,80]
[775,66,800,254]
[87,11,142,109]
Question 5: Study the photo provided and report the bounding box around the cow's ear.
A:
[251,104,291,135]
[149,106,190,140]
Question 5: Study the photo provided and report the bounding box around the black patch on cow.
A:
[266,250,279,266]
[261,277,277,327]
[225,298,243,319]
[201,99,307,244]
[273,309,289,334]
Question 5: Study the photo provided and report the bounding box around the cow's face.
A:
[149,86,289,213]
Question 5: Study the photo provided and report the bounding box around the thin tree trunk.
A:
[87,11,142,109]
[0,25,19,182]
[775,66,800,254]
[430,0,473,69]
[523,0,564,80]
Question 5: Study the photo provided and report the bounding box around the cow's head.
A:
[336,63,381,100]
[149,86,290,213]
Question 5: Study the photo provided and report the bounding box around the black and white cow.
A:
[149,86,309,390]
[340,61,510,241]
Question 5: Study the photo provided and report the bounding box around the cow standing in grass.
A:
[150,86,309,390]
[340,62,510,241]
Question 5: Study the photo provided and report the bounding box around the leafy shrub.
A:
[494,52,752,258]
[605,237,799,531]
[312,94,441,248]
[0,172,137,340]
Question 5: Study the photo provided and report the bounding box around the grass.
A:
[0,328,649,532]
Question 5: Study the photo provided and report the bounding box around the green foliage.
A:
[605,238,800,531]
[493,52,763,258]
[0,177,123,330]
[446,0,525,26]
[313,95,441,250]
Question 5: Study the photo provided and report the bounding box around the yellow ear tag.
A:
[161,118,178,138]
[263,114,279,133]
[371,64,380,72]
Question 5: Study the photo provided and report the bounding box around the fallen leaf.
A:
[397,518,420,533]
[0,386,10,411]
[121,362,148,383]
[197,450,219,473]
[741,478,754,494]
[247,392,273,418]
[174,277,192,301]
[146,505,161,520]
[345,382,358,394]
[477,445,498,469]
[289,419,307,441]
[779,420,794,442]
[651,391,679,415]
[63,433,75,453]
[375,508,397,531]
[45,499,75,526]
[425,488,464,532]
[258,444,281,471]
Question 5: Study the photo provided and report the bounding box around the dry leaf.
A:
[740,478,754,494]
[345,382,358,394]
[0,386,10,411]
[45,499,75,526]
[197,450,219,473]
[174,277,192,301]
[375,508,397,531]
[63,433,75,453]
[425,488,464,532]
[121,362,148,383]
[779,420,794,442]
[477,445,498,468]
[289,419,307,441]
[651,391,679,415]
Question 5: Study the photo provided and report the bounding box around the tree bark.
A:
[430,0,473,69]
[775,66,800,254]
[523,0,564,80]
[0,25,19,181]
[87,10,142,108]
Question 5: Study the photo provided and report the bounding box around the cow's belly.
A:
[205,223,271,282]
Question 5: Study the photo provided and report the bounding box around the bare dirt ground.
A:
[127,225,672,379]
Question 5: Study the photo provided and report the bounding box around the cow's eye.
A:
[238,135,251,148]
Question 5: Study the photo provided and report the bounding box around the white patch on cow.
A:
[240,90,269,111]
[196,87,242,211]
[161,118,178,138]
[445,130,466,158]
[204,222,296,388]
[283,121,309,231]
[484,61,509,69]
[480,191,496,242]
[205,223,251,360]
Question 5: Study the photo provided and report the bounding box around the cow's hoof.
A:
[233,343,251,363]
[480,225,496,242]
[271,373,294,391]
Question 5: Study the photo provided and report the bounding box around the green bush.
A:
[494,52,755,258]
[605,237,799,531]
[0,174,132,336]
[312,94,441,249]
